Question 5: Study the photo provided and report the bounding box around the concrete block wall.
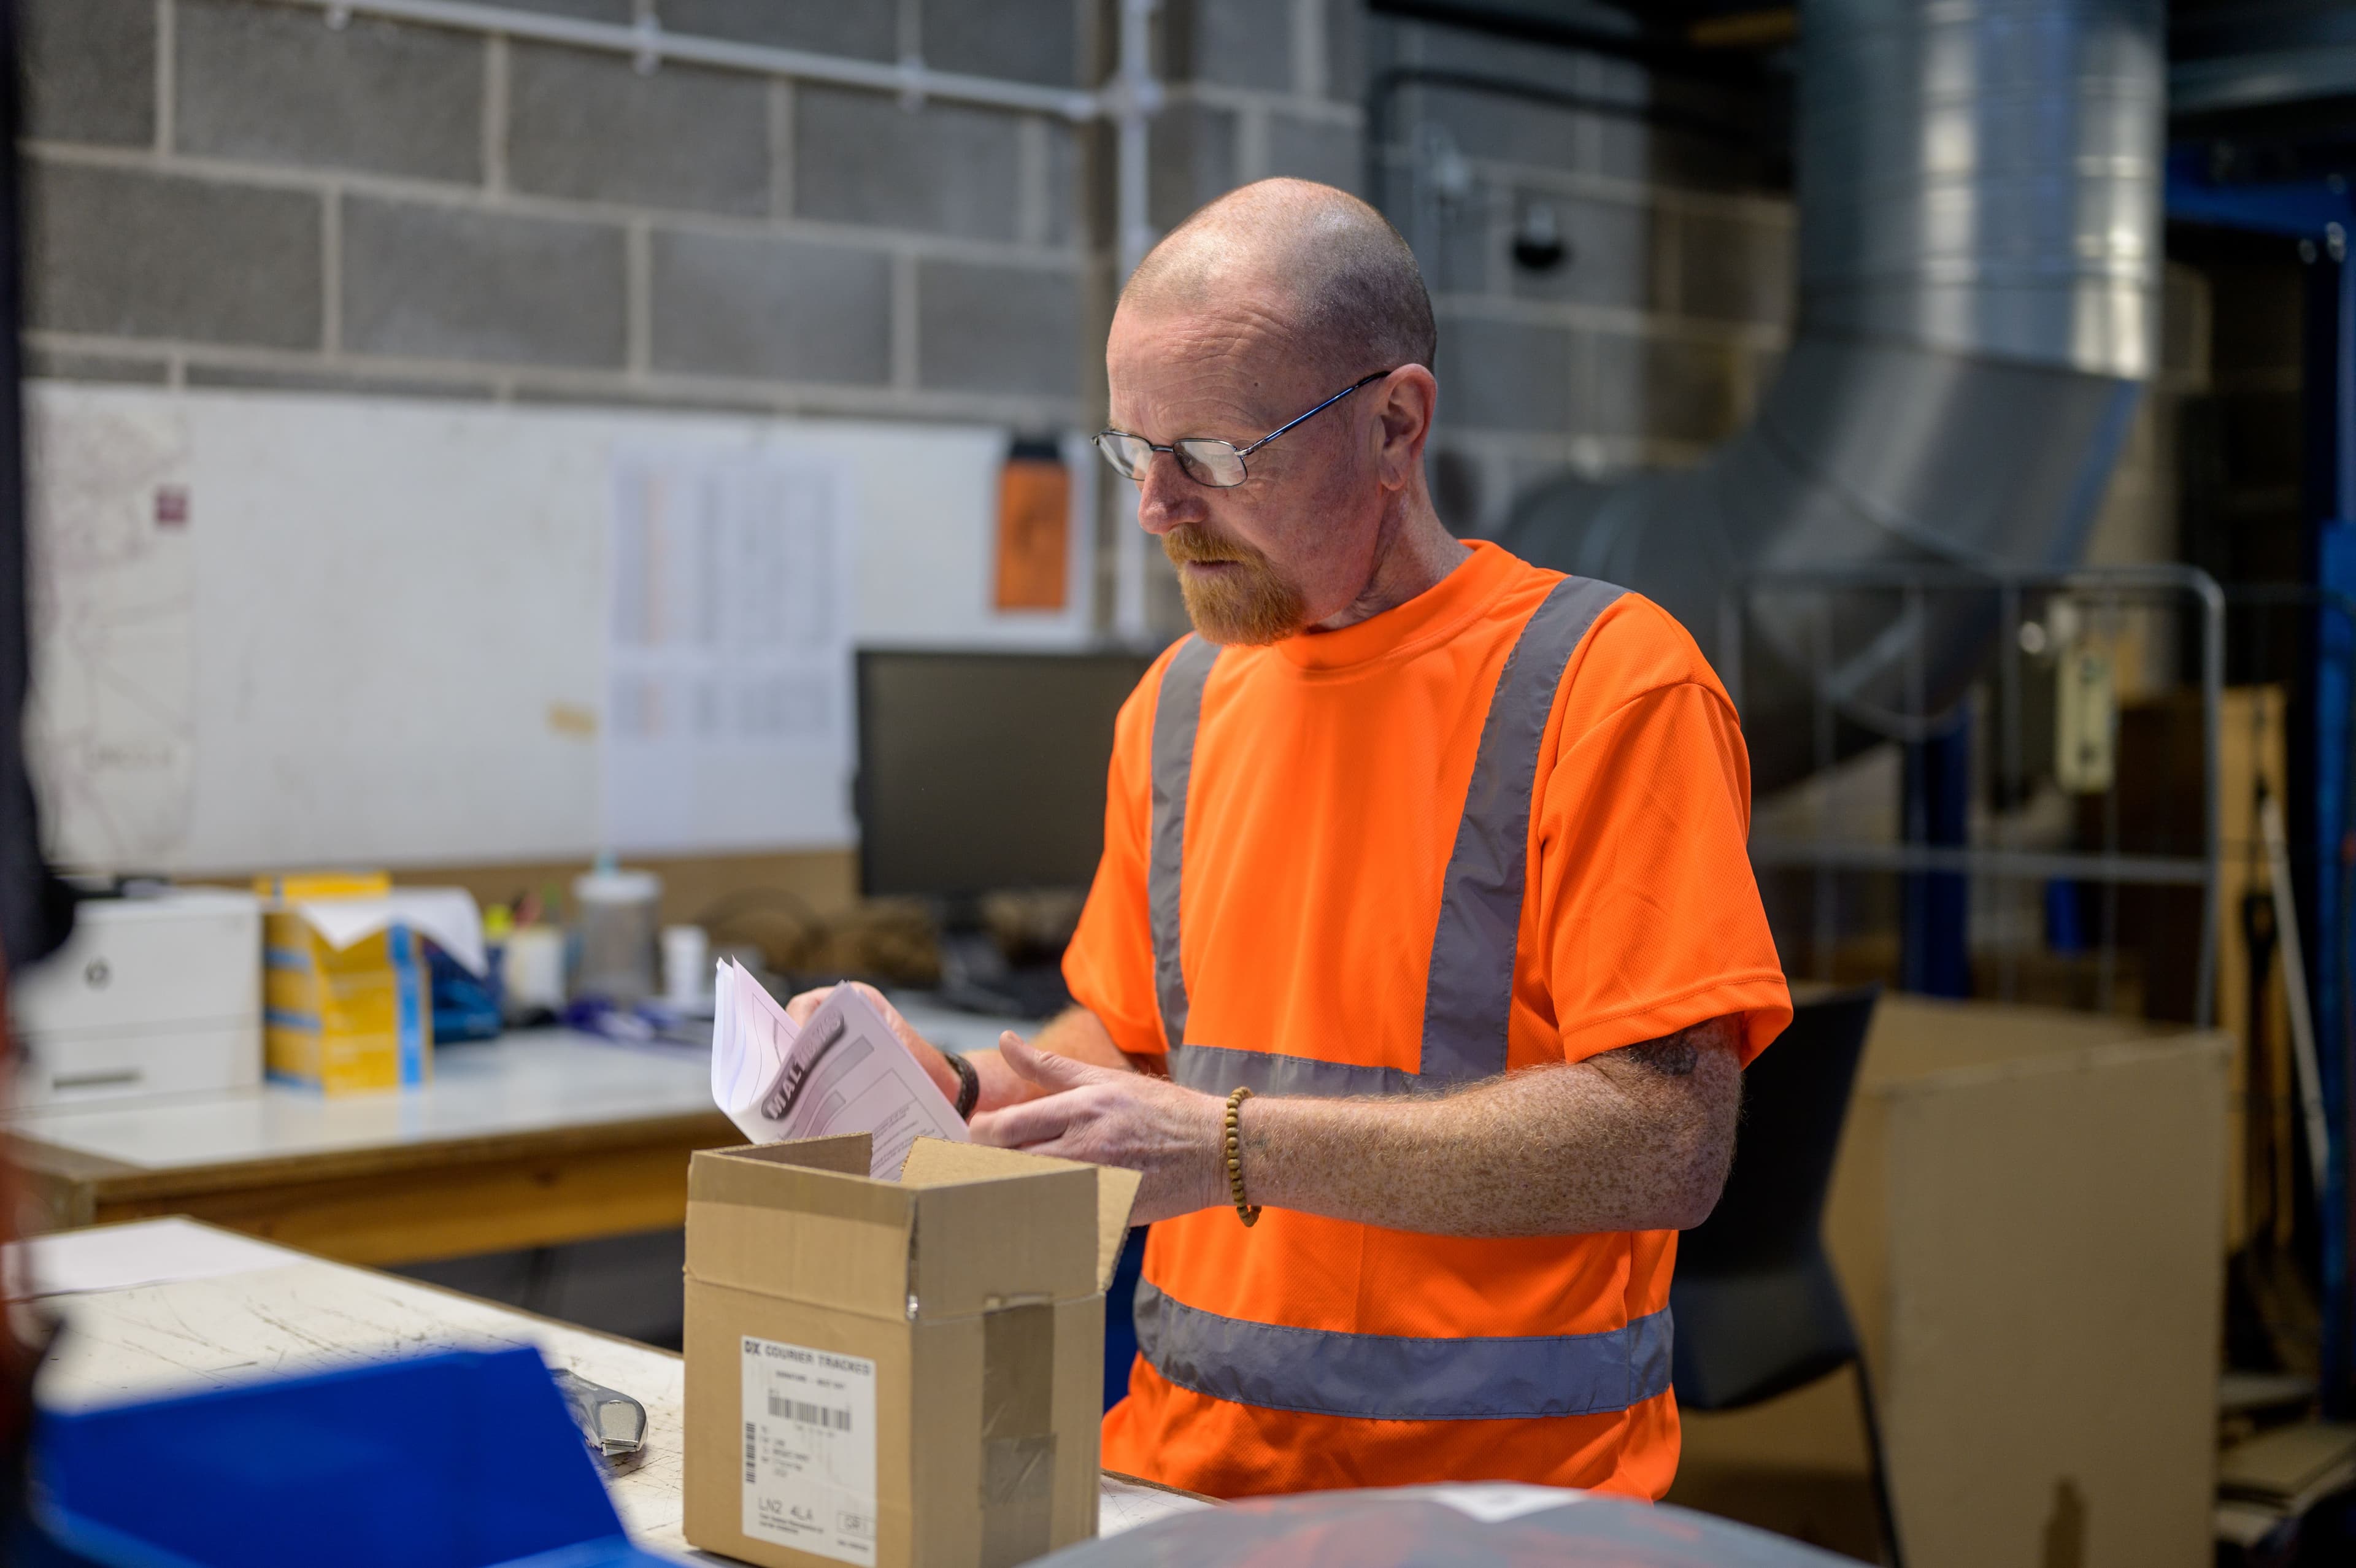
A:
[21,0,1790,575]
[19,0,1094,425]
[1366,13,1794,537]
[1148,0,1366,227]
[1134,4,1793,542]
[1117,0,1366,633]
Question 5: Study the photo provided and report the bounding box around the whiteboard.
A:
[23,384,1101,874]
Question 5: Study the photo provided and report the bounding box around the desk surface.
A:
[3,1028,717,1172]
[4,1033,740,1264]
[2,1011,1029,1264]
[14,1220,1210,1561]
[2,1004,1051,1173]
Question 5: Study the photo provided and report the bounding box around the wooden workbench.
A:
[4,1030,741,1266]
[13,1218,1209,1561]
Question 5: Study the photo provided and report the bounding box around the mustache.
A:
[1162,526,1265,566]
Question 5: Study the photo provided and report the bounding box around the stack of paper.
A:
[282,888,490,975]
[709,960,967,1177]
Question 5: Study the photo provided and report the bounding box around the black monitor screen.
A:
[856,650,1160,899]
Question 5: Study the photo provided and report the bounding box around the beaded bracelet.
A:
[1225,1086,1261,1228]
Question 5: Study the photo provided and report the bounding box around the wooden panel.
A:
[192,848,872,972]
[90,1128,726,1266]
[10,1136,134,1232]
[322,848,861,929]
[2103,686,2287,1251]
[16,1107,744,1267]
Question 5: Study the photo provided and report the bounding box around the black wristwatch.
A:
[945,1050,981,1121]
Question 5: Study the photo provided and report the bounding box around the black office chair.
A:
[1671,982,1903,1568]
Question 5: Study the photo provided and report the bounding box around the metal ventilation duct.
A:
[1492,0,2165,791]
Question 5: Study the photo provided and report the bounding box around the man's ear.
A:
[1374,366,1438,490]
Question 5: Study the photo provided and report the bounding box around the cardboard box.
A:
[684,1134,1139,1568]
[256,872,488,1096]
[1670,994,2230,1568]
[261,909,431,1094]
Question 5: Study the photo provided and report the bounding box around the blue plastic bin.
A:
[33,1346,675,1568]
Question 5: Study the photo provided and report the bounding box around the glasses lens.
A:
[1175,440,1247,488]
[1095,432,1153,480]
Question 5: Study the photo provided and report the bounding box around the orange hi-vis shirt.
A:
[1065,540,1790,1501]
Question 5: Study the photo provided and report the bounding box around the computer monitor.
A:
[855,649,1160,899]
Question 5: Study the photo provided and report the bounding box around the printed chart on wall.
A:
[605,450,857,855]
[17,384,1091,875]
[23,398,199,868]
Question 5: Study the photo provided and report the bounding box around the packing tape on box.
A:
[978,1302,1057,1568]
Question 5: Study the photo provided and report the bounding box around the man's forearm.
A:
[1236,1018,1743,1238]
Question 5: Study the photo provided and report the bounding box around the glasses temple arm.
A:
[1234,371,1395,459]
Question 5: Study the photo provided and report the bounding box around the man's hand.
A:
[775,991,1744,1237]
[779,991,1149,1120]
[968,1035,1226,1223]
[782,982,963,1106]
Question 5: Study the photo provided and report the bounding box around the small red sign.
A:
[155,486,189,528]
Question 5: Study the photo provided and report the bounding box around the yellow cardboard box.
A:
[261,881,432,1094]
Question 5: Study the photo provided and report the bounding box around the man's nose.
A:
[1133,450,1205,536]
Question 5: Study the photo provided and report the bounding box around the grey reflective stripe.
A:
[1147,574,1624,1090]
[1149,636,1222,1054]
[1165,1043,1434,1100]
[1134,1279,1673,1421]
[1419,574,1627,1083]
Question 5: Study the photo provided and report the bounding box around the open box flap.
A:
[1090,1166,1142,1291]
[685,1138,917,1318]
[900,1138,1139,1293]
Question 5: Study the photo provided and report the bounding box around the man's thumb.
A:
[998,1032,1104,1090]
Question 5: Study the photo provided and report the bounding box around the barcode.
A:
[769,1396,853,1432]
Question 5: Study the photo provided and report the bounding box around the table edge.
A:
[10,1109,742,1200]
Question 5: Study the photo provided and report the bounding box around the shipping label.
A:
[740,1335,879,1566]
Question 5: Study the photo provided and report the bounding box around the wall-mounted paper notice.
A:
[604,450,856,855]
[710,960,966,1178]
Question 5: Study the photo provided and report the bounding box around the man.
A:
[791,179,1788,1501]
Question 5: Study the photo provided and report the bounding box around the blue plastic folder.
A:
[32,1347,676,1567]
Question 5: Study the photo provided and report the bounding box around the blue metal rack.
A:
[2167,147,2356,1415]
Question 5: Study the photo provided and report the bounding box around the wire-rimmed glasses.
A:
[1095,369,1396,489]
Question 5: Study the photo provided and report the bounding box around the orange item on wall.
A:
[994,441,1070,612]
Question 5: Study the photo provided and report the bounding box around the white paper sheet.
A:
[710,961,966,1178]
[3,1218,301,1300]
[287,888,488,975]
[604,449,857,855]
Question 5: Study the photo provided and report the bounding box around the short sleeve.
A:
[1536,680,1792,1065]
[1060,661,1171,1059]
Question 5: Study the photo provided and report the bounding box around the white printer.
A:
[11,887,263,1107]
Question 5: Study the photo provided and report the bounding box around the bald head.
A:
[1122,179,1436,384]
